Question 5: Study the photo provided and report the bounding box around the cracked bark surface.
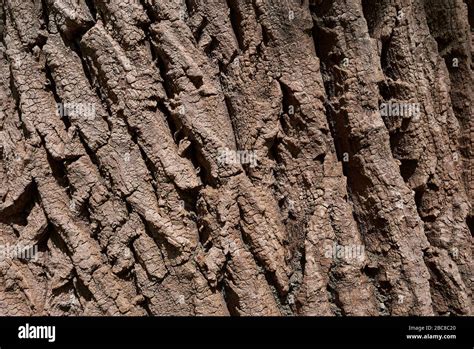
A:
[0,0,471,316]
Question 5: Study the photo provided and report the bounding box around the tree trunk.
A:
[0,0,471,316]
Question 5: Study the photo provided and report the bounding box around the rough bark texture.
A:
[0,0,472,316]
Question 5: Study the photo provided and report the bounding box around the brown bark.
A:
[0,0,471,316]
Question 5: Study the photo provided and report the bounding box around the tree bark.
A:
[0,0,472,316]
